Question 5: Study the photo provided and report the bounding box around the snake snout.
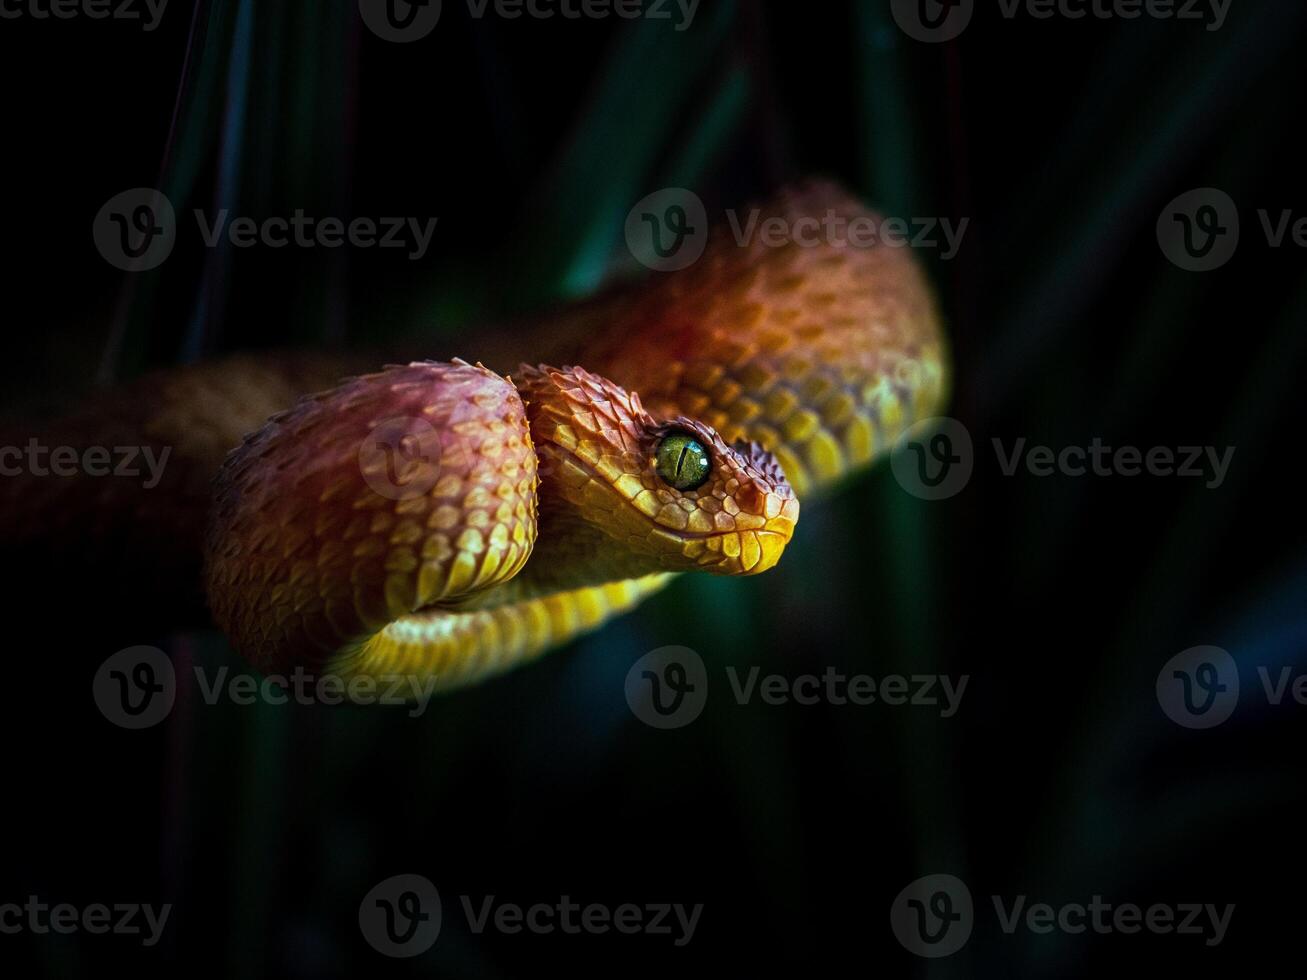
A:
[720,441,799,576]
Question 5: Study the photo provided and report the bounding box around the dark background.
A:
[2,0,1304,975]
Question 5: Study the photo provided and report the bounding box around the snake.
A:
[4,181,948,694]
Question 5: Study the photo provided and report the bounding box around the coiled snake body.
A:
[8,183,948,693]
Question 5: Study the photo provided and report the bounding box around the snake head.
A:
[516,364,799,577]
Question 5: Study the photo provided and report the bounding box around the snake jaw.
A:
[515,363,798,579]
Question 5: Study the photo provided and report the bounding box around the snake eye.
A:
[654,431,712,491]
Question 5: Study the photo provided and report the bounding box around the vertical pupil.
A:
[657,433,709,490]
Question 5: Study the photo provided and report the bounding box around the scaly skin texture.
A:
[1,181,947,690]
[203,182,946,692]
[205,360,799,689]
[574,182,949,497]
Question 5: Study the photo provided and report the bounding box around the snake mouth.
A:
[713,527,792,575]
[647,521,793,575]
[647,520,793,543]
[731,529,791,575]
[545,447,795,575]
